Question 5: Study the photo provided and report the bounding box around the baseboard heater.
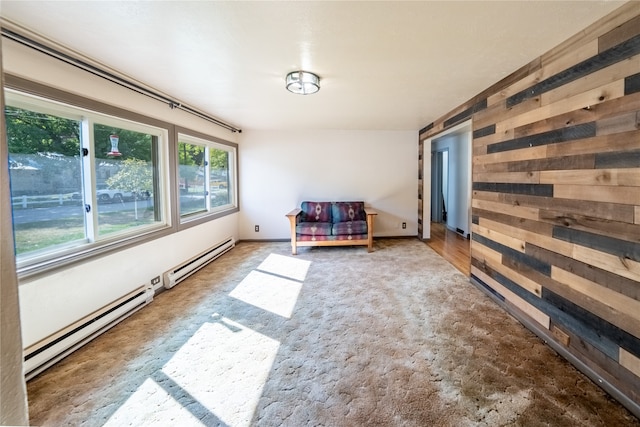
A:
[163,237,235,290]
[24,284,154,380]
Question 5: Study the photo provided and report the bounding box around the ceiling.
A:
[0,1,626,132]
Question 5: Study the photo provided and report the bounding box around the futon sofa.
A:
[286,201,377,255]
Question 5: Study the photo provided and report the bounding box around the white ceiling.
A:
[1,1,626,132]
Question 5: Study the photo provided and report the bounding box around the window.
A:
[6,104,85,255]
[5,91,169,271]
[91,122,163,238]
[178,133,236,222]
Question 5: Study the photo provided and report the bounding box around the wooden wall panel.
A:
[418,2,640,416]
[620,347,640,378]
[599,14,640,52]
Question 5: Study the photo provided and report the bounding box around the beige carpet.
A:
[27,239,639,426]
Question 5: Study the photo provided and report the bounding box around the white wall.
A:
[19,215,237,346]
[238,129,418,240]
[2,39,231,139]
[3,39,240,347]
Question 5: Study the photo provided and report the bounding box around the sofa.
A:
[286,201,377,255]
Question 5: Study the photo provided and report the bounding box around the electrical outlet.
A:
[255,225,260,232]
[151,276,160,285]
[402,222,406,229]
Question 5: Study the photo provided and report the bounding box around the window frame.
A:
[83,116,170,241]
[5,89,173,275]
[4,75,238,280]
[175,127,239,230]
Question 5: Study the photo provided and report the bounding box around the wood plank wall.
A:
[418,3,640,412]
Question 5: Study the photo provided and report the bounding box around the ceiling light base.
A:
[286,71,320,95]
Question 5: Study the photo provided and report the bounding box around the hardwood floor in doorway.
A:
[424,222,470,276]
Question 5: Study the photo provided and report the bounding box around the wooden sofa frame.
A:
[286,207,377,255]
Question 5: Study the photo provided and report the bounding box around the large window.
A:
[178,133,236,221]
[5,91,169,271]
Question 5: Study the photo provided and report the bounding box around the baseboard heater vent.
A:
[24,284,154,380]
[163,237,235,290]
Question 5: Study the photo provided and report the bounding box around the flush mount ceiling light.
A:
[285,71,320,95]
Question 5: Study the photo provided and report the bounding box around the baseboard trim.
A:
[470,277,640,420]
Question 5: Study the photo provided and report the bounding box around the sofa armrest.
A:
[286,208,302,255]
[364,209,377,252]
[286,208,302,219]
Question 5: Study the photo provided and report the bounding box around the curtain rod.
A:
[1,27,242,133]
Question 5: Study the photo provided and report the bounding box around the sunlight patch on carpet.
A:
[256,253,311,282]
[160,317,280,427]
[103,378,205,427]
[229,270,303,318]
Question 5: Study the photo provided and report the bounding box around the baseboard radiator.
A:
[163,237,235,290]
[24,284,154,380]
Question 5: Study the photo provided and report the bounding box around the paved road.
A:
[11,199,154,225]
[11,190,227,225]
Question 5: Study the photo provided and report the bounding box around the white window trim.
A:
[4,80,238,279]
[177,132,238,225]
[6,89,173,276]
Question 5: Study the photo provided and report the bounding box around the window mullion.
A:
[81,117,98,241]
[204,146,211,211]
[229,148,236,205]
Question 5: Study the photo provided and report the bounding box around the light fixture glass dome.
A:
[286,71,320,95]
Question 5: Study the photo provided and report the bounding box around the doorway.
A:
[431,149,448,224]
[422,120,472,240]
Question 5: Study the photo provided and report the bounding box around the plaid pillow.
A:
[331,202,366,223]
[300,201,332,222]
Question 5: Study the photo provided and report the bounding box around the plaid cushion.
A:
[296,222,333,236]
[300,201,332,222]
[332,220,368,235]
[331,202,366,223]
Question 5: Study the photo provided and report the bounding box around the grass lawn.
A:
[14,209,158,255]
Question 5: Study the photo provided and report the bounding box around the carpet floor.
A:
[27,239,639,426]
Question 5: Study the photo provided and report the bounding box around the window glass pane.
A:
[5,106,86,256]
[210,147,230,207]
[94,124,161,237]
[6,90,173,272]
[178,142,207,216]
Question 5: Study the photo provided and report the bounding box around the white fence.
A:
[11,193,80,209]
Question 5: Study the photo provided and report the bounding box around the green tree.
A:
[178,142,204,165]
[209,148,229,173]
[106,158,152,219]
[4,106,80,156]
[178,143,205,193]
